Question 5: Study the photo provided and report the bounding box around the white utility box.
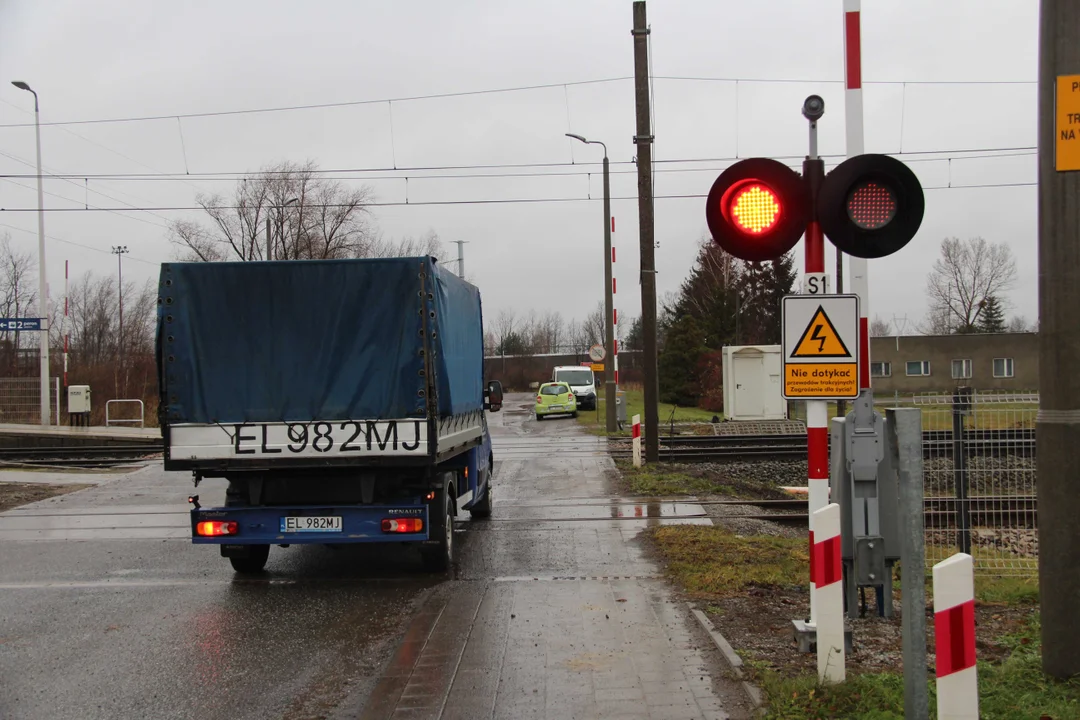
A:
[722,345,785,420]
[67,385,91,414]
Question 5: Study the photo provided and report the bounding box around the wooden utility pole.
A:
[632,1,659,462]
[1037,0,1080,678]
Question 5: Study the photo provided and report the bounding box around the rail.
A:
[106,399,145,428]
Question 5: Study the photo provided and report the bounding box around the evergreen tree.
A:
[658,315,707,406]
[626,316,643,351]
[977,295,1007,333]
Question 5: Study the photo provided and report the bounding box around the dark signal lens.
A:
[846,181,897,230]
[729,183,781,234]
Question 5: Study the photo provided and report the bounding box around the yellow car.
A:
[535,382,577,420]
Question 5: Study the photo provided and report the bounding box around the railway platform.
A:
[0,423,160,449]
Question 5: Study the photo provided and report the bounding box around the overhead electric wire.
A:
[0,77,636,128]
[0,176,172,231]
[0,221,161,265]
[0,75,1038,130]
[654,75,1037,86]
[0,180,1039,214]
[0,146,1037,182]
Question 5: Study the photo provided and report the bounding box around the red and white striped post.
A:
[805,114,829,627]
[933,553,978,719]
[844,0,872,397]
[63,260,69,389]
[632,413,642,468]
[611,217,620,390]
[812,502,846,683]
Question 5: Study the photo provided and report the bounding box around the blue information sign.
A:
[0,318,42,331]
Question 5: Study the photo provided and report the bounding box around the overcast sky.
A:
[0,0,1039,336]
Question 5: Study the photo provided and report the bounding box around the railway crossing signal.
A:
[705,152,924,262]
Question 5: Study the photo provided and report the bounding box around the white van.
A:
[552,366,597,410]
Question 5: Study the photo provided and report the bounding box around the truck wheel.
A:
[470,472,492,519]
[536,414,544,422]
[422,491,454,572]
[229,544,270,574]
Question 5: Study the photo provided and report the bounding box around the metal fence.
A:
[914,389,1038,575]
[0,377,61,425]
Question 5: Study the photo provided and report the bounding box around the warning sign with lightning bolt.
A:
[792,307,852,358]
[781,294,860,400]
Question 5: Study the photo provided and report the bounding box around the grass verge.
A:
[760,615,1080,720]
[615,459,791,499]
[652,525,805,598]
[651,524,1077,719]
[576,387,719,435]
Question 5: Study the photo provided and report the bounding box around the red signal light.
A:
[846,181,897,230]
[705,158,810,262]
[729,184,782,234]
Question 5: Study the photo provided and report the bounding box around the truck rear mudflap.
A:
[191,503,430,545]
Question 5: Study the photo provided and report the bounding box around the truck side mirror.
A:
[485,380,504,412]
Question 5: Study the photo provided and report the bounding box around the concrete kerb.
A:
[689,604,765,714]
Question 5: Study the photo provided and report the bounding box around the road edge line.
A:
[689,604,764,713]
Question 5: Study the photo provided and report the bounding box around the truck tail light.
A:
[382,518,424,533]
[196,520,238,536]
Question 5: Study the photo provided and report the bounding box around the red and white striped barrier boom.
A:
[843,0,871,393]
[933,553,978,719]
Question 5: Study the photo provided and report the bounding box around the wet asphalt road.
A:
[0,396,749,719]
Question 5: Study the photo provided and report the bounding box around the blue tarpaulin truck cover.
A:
[157,257,484,425]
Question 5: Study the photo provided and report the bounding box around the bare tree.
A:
[870,316,892,337]
[370,229,444,259]
[926,237,1017,333]
[490,309,517,355]
[917,305,956,335]
[1007,315,1032,333]
[169,160,376,262]
[582,301,606,349]
[0,234,38,365]
[529,312,564,354]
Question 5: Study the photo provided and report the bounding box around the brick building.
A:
[868,332,1037,395]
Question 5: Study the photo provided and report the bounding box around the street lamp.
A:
[266,197,298,260]
[12,81,49,425]
[566,132,616,433]
[112,246,129,375]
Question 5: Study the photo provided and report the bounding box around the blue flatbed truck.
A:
[156,256,503,574]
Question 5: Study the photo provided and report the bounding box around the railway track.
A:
[0,444,164,469]
[608,429,1035,462]
[704,495,1038,529]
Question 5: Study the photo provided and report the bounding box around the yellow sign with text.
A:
[591,363,605,372]
[1058,75,1080,171]
[784,363,858,399]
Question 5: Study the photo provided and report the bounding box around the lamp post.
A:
[112,246,129,373]
[566,133,616,433]
[11,81,49,425]
[266,197,298,260]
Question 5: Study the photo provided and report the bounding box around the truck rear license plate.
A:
[280,516,342,532]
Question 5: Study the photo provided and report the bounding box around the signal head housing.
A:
[818,153,925,259]
[705,158,810,262]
